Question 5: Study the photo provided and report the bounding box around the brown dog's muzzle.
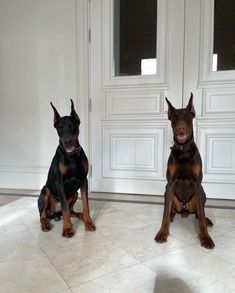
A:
[174,122,192,144]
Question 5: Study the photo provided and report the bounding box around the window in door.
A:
[213,0,235,71]
[114,0,157,76]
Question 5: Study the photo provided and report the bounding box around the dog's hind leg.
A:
[195,213,213,227]
[205,217,213,227]
[170,209,176,222]
[38,186,52,232]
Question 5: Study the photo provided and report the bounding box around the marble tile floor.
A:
[0,194,235,293]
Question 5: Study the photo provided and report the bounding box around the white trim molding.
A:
[102,124,168,180]
[105,89,164,119]
[202,88,235,116]
[197,119,235,184]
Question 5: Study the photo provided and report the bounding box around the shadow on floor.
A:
[153,275,194,293]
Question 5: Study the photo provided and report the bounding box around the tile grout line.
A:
[19,213,72,291]
[37,243,72,291]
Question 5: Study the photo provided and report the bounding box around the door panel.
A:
[90,0,184,195]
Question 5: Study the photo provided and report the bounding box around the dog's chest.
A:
[64,157,84,178]
[172,159,200,200]
[174,178,196,199]
[62,159,85,193]
[176,163,195,180]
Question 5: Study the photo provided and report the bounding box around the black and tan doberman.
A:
[38,100,95,237]
[155,94,214,249]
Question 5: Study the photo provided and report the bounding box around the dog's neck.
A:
[171,136,194,152]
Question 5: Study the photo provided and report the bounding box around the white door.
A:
[89,0,235,199]
[183,0,235,199]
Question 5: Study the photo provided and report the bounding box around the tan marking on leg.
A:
[40,188,52,232]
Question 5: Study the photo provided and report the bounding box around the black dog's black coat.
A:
[38,99,95,237]
[38,146,87,215]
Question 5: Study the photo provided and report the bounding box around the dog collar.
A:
[171,137,194,152]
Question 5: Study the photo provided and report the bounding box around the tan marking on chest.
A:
[168,164,177,176]
[192,164,201,177]
[59,163,69,175]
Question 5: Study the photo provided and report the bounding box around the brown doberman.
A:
[38,100,95,237]
[155,94,215,249]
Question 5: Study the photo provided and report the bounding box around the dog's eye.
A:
[57,130,63,136]
[56,125,63,135]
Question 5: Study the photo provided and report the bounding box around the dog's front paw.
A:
[62,226,74,238]
[155,230,169,243]
[40,218,52,232]
[200,234,215,249]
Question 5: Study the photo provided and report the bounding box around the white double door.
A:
[89,0,235,199]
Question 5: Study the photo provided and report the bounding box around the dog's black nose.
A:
[64,140,72,146]
[63,135,73,146]
[178,126,185,131]
[177,124,186,132]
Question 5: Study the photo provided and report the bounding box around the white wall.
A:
[0,0,81,189]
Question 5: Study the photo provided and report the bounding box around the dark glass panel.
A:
[213,0,235,71]
[114,0,157,76]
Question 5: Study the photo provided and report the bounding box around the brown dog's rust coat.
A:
[38,100,95,237]
[155,94,214,249]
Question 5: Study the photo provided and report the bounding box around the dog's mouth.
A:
[65,146,75,153]
[175,133,188,144]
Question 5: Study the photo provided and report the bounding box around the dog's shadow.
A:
[153,275,194,293]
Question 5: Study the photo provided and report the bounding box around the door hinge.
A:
[89,164,92,177]
[89,98,92,112]
[88,28,91,43]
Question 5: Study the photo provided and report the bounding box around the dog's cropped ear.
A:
[70,99,81,126]
[50,102,60,127]
[187,92,196,118]
[165,97,175,120]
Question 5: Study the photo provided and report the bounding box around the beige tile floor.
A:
[0,193,235,293]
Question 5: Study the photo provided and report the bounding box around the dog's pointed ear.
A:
[70,99,80,125]
[50,102,60,127]
[165,97,175,120]
[187,92,196,118]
